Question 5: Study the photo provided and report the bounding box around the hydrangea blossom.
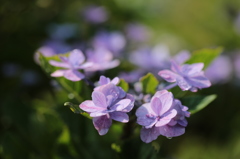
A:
[82,6,108,24]
[85,47,120,72]
[158,61,211,92]
[136,90,190,143]
[49,49,92,81]
[80,82,135,135]
[92,32,126,56]
[205,55,232,84]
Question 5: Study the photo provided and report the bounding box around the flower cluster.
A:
[44,45,213,143]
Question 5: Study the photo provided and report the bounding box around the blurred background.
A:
[1,0,240,158]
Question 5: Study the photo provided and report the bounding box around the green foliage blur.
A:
[1,0,240,158]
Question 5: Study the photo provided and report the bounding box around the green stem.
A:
[58,79,83,103]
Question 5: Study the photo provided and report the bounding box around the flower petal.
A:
[151,97,162,115]
[136,103,157,127]
[155,109,177,127]
[93,115,112,135]
[92,91,107,108]
[63,69,85,81]
[186,72,211,88]
[181,63,204,75]
[121,94,135,112]
[176,77,192,91]
[158,70,178,83]
[80,100,105,113]
[90,111,108,117]
[159,124,185,138]
[51,69,66,77]
[110,112,129,123]
[49,60,70,68]
[158,92,173,115]
[69,49,85,68]
[140,127,161,143]
[111,99,131,111]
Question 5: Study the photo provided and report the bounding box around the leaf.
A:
[118,79,129,92]
[181,94,217,114]
[64,102,91,119]
[140,73,159,94]
[185,47,223,69]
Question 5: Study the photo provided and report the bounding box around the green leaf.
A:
[140,73,159,94]
[186,47,223,69]
[181,94,217,114]
[64,102,91,119]
[118,79,129,92]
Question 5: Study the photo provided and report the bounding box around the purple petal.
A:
[99,83,120,100]
[121,94,135,112]
[158,70,178,82]
[140,127,161,143]
[111,77,120,85]
[51,69,66,77]
[181,63,204,75]
[159,124,185,138]
[99,76,110,85]
[92,91,107,108]
[186,73,211,88]
[178,119,188,127]
[69,49,85,68]
[157,92,173,115]
[90,111,108,117]
[63,69,85,81]
[136,103,157,127]
[80,100,105,112]
[171,60,181,73]
[93,115,112,135]
[151,97,162,115]
[110,112,129,123]
[77,62,93,69]
[155,109,177,127]
[176,77,192,91]
[49,60,70,68]
[111,99,131,111]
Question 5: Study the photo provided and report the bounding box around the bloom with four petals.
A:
[80,82,135,135]
[49,49,92,81]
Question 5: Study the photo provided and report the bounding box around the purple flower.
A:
[136,90,190,143]
[85,47,120,72]
[158,61,211,92]
[82,6,108,24]
[205,55,232,84]
[125,23,151,42]
[49,49,92,81]
[92,32,126,56]
[129,44,171,71]
[80,83,135,135]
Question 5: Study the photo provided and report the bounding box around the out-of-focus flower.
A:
[158,61,211,92]
[130,44,171,71]
[119,70,145,83]
[205,55,232,84]
[85,47,120,72]
[125,23,151,42]
[82,6,108,24]
[80,83,135,135]
[49,49,92,81]
[136,90,189,143]
[173,50,191,65]
[92,31,126,56]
